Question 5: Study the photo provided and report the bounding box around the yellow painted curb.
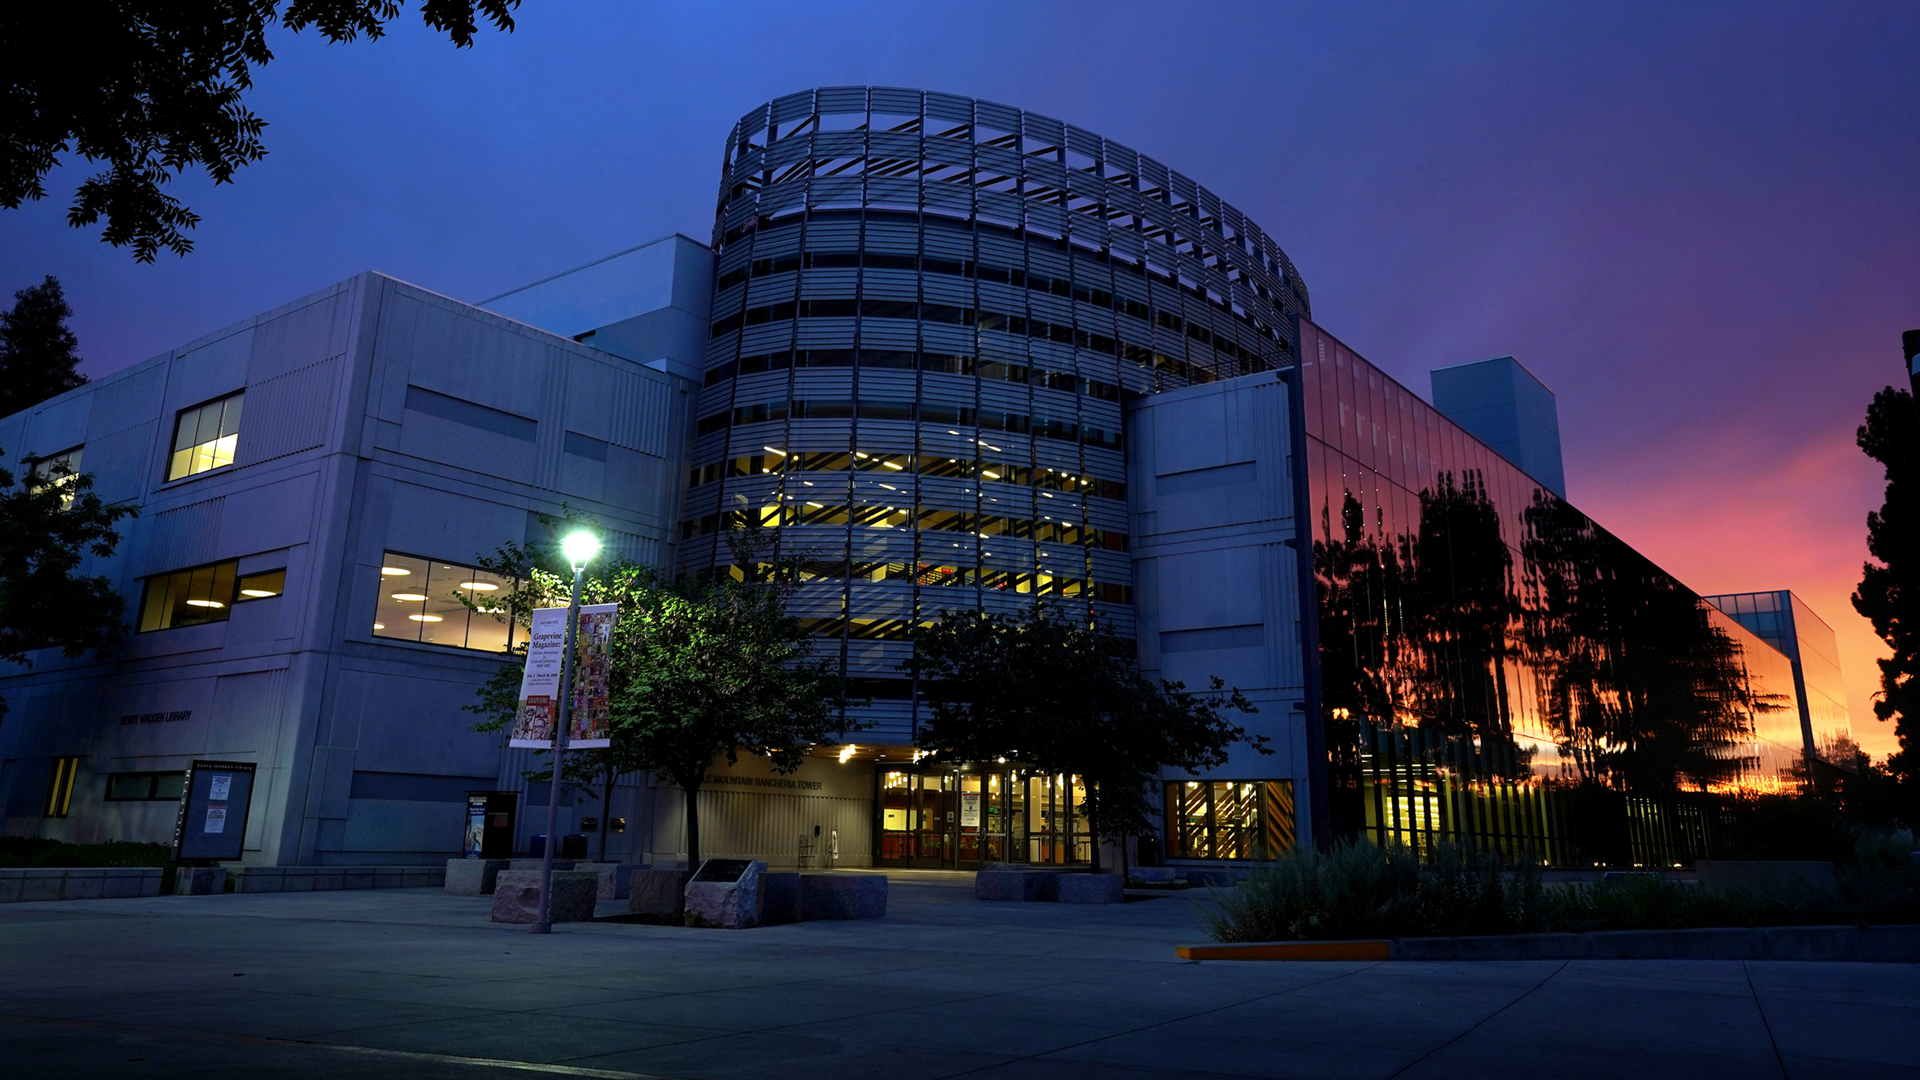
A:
[1177,940,1394,961]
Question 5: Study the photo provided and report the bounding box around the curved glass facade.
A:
[682,87,1311,740]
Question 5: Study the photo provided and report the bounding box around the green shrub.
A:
[1203,840,1548,942]
[0,837,172,869]
[1205,829,1920,942]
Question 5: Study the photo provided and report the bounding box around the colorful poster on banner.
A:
[508,604,619,748]
[567,604,618,749]
[509,607,569,747]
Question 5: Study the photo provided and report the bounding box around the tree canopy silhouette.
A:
[0,276,87,417]
[2,2,519,260]
[1852,385,1918,780]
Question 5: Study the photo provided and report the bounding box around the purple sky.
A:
[4,2,1915,756]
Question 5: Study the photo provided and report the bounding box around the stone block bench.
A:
[490,870,598,923]
[582,861,648,900]
[627,868,694,922]
[445,859,511,896]
[799,873,887,919]
[975,870,1064,902]
[1058,874,1126,904]
[0,867,166,903]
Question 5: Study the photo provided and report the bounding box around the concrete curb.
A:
[1179,940,1392,961]
[1180,924,1920,962]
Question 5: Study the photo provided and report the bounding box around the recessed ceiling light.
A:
[459,582,499,591]
[372,623,385,630]
[239,589,278,597]
[391,592,428,602]
[380,567,410,576]
[184,599,225,608]
[409,614,444,623]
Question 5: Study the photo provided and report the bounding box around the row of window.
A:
[705,350,1125,402]
[25,390,247,513]
[709,298,1275,376]
[681,504,1129,550]
[735,118,1272,268]
[720,557,1132,601]
[688,449,1126,501]
[720,140,1292,290]
[718,250,1249,325]
[38,762,193,819]
[137,561,286,632]
[716,209,1292,342]
[696,396,1123,449]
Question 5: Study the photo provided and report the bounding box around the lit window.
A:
[138,561,285,631]
[372,551,519,652]
[1162,780,1296,860]
[167,392,244,481]
[44,757,81,817]
[236,568,286,599]
[29,446,84,510]
[139,560,238,631]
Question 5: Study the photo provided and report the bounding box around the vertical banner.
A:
[508,604,619,749]
[567,604,618,749]
[508,607,568,747]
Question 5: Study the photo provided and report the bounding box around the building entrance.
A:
[877,765,1090,869]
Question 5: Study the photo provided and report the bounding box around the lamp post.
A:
[532,529,601,935]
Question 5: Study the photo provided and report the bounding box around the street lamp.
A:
[532,529,601,934]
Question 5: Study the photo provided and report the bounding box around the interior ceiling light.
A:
[459,582,499,591]
[391,592,428,602]
[184,599,225,608]
[838,744,856,764]
[380,567,410,576]
[239,589,278,597]
[409,614,444,622]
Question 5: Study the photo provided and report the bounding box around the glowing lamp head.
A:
[561,530,601,571]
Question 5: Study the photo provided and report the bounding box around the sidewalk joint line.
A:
[1381,959,1569,1079]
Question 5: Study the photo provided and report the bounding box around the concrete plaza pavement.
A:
[0,875,1914,1079]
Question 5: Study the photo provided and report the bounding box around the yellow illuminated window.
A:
[139,560,239,631]
[372,551,519,652]
[168,392,244,481]
[30,447,84,510]
[44,757,81,817]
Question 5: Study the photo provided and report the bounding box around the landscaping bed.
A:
[1203,832,1920,944]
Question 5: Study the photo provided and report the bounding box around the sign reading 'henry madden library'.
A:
[509,605,617,749]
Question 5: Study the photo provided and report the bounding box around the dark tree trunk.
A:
[681,776,703,869]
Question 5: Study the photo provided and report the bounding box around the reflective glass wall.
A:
[1298,320,1803,865]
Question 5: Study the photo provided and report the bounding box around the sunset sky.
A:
[3,2,1914,758]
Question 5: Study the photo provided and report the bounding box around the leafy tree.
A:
[905,605,1265,871]
[1853,386,1919,781]
[465,531,852,868]
[0,277,87,418]
[0,452,137,717]
[2,1,519,261]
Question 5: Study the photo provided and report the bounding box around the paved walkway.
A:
[1,880,1914,1079]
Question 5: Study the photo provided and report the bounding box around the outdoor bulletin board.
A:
[171,760,258,861]
[509,603,617,749]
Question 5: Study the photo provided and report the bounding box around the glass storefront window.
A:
[1163,780,1297,860]
[372,551,519,653]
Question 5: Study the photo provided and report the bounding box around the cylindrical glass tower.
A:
[679,87,1311,743]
